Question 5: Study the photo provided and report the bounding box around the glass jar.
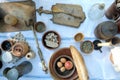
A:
[88,3,105,20]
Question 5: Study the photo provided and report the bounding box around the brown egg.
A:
[60,57,66,63]
[57,61,63,68]
[65,61,73,70]
[60,66,66,72]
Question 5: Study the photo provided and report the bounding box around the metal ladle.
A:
[27,19,48,73]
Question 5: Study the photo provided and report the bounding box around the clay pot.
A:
[94,21,118,40]
[42,31,61,49]
[12,42,29,57]
[49,48,78,80]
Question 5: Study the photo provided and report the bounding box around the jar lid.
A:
[101,21,118,37]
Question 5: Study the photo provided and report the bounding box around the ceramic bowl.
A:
[49,48,78,80]
[42,31,61,49]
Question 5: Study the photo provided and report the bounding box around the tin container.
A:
[94,21,118,40]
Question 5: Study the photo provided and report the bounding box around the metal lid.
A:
[101,21,118,37]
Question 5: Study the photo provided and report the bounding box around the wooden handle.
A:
[70,45,89,80]
[97,42,111,46]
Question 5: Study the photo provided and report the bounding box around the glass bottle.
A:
[88,3,105,20]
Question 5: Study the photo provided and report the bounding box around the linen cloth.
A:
[0,0,119,80]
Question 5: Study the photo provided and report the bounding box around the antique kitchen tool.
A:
[37,3,86,27]
[31,23,48,73]
[0,0,36,32]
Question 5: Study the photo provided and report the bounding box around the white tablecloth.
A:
[0,0,119,80]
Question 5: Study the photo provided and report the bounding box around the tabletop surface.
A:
[0,0,119,80]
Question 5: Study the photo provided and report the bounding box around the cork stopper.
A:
[99,3,105,10]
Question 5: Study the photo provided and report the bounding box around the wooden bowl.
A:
[49,48,78,80]
[42,31,61,49]
[53,55,75,78]
[74,33,84,42]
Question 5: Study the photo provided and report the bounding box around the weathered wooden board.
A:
[0,0,36,32]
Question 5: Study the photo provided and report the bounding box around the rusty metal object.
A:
[37,3,86,28]
[0,0,36,32]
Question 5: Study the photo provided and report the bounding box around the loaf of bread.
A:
[70,45,89,80]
